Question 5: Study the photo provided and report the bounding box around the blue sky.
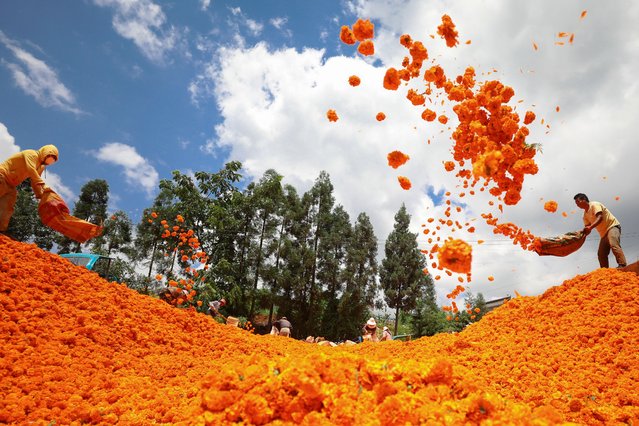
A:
[2,0,639,302]
[0,0,348,209]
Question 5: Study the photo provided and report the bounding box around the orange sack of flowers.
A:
[38,189,103,243]
[534,230,586,257]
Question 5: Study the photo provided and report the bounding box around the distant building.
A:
[484,295,512,314]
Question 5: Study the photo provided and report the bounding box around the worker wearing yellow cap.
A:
[0,145,59,235]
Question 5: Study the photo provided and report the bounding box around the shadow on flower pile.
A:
[1,234,638,425]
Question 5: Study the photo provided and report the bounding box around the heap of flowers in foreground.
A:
[1,235,638,425]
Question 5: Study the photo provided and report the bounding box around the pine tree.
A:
[7,180,55,250]
[317,205,351,338]
[337,212,378,340]
[247,169,285,318]
[57,179,109,253]
[379,204,429,335]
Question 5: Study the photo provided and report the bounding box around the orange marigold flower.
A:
[438,114,448,124]
[437,14,459,48]
[544,200,558,213]
[339,26,356,45]
[398,176,412,190]
[399,34,413,48]
[176,214,184,223]
[488,276,494,281]
[327,109,339,122]
[580,10,588,19]
[383,68,401,90]
[409,41,428,62]
[421,109,436,122]
[444,161,455,172]
[348,75,361,86]
[438,238,472,274]
[357,40,375,56]
[352,18,374,41]
[407,89,425,106]
[387,151,410,169]
[376,112,386,121]
[155,274,162,281]
[151,212,158,218]
[523,111,536,125]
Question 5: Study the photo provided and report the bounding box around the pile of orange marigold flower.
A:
[2,235,639,425]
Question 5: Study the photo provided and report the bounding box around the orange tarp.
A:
[38,190,102,243]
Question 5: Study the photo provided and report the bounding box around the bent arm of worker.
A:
[584,212,603,235]
[24,152,47,199]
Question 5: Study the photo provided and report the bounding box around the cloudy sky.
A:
[1,0,638,304]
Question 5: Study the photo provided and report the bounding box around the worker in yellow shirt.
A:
[0,145,59,235]
[574,193,627,268]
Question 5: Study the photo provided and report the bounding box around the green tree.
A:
[246,169,285,318]
[91,210,132,255]
[336,212,378,340]
[297,171,335,338]
[317,205,351,338]
[132,163,243,305]
[379,204,429,335]
[445,290,489,332]
[57,179,109,253]
[411,289,447,337]
[7,181,55,250]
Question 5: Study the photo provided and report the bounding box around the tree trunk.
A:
[147,239,158,278]
[249,214,267,318]
[394,305,400,336]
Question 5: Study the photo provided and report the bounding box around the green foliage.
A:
[379,204,429,335]
[410,298,448,337]
[51,164,481,342]
[91,210,133,255]
[7,181,55,250]
[335,212,378,340]
[57,179,109,253]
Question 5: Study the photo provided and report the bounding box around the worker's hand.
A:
[583,226,591,236]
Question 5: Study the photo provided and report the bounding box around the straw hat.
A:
[383,326,389,331]
[366,318,376,327]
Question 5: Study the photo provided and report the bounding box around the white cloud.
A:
[200,0,211,11]
[93,142,159,197]
[0,31,83,114]
[225,6,263,37]
[245,19,264,36]
[0,122,21,159]
[270,16,287,30]
[92,0,181,64]
[42,171,75,202]
[196,0,639,303]
[270,17,292,38]
[178,138,190,149]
